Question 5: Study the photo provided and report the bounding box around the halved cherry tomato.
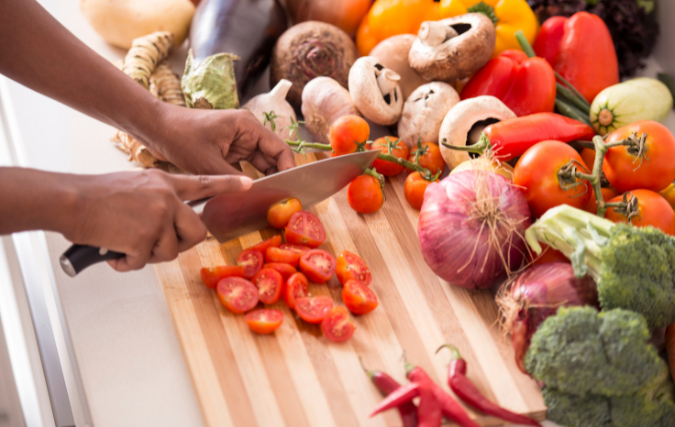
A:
[237,249,264,279]
[583,187,618,215]
[342,280,379,315]
[266,247,301,268]
[217,277,259,314]
[251,268,284,304]
[299,249,336,283]
[285,211,326,248]
[249,235,282,253]
[605,189,675,235]
[280,243,311,254]
[245,309,284,334]
[513,140,591,218]
[404,172,433,210]
[264,263,297,281]
[200,265,245,289]
[329,115,369,156]
[295,296,334,324]
[284,272,309,310]
[347,174,384,214]
[336,251,372,286]
[370,137,409,176]
[321,306,356,343]
[267,198,303,229]
[408,142,445,176]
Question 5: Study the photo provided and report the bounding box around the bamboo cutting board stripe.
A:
[155,153,547,427]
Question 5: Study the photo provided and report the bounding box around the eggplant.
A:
[190,0,287,98]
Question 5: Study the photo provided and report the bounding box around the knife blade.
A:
[59,150,380,277]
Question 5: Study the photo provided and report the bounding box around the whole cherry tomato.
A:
[280,244,311,254]
[580,148,596,172]
[369,137,409,176]
[265,247,301,268]
[404,172,433,210]
[603,121,675,193]
[249,235,282,253]
[284,272,309,310]
[251,268,284,305]
[237,249,264,279]
[660,183,675,210]
[329,115,369,156]
[530,243,569,266]
[299,249,336,283]
[336,251,372,286]
[605,190,675,235]
[583,187,618,215]
[295,296,334,324]
[200,265,244,289]
[321,306,355,343]
[245,309,283,334]
[264,263,297,281]
[342,280,379,315]
[267,198,303,229]
[217,277,259,314]
[513,140,591,218]
[347,174,384,214]
[285,211,326,248]
[408,142,445,175]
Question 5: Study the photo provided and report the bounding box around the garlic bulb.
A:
[302,77,361,144]
[243,79,297,141]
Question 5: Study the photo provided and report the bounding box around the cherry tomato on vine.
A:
[408,142,445,175]
[605,189,675,235]
[404,172,433,210]
[245,309,283,334]
[237,249,264,279]
[295,296,334,324]
[200,265,245,289]
[342,280,379,315]
[265,247,301,268]
[249,235,282,253]
[284,272,309,310]
[299,249,336,283]
[369,137,409,176]
[217,277,259,314]
[347,174,384,214]
[583,187,618,215]
[513,140,591,218]
[264,263,297,281]
[321,307,356,343]
[661,183,675,210]
[267,198,303,229]
[603,121,675,193]
[336,251,372,286]
[251,268,284,304]
[285,211,326,248]
[580,148,596,172]
[329,115,369,156]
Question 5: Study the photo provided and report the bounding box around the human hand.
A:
[63,169,252,272]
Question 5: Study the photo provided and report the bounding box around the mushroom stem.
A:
[377,69,401,97]
[418,21,458,47]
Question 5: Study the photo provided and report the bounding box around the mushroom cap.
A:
[370,34,429,100]
[348,56,403,126]
[397,82,459,149]
[438,96,516,170]
[409,13,496,83]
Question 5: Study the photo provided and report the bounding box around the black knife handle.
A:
[59,244,125,277]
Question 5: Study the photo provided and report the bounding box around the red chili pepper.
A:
[370,382,420,417]
[442,112,596,162]
[438,345,542,427]
[368,370,418,427]
[415,377,443,427]
[461,50,556,117]
[534,12,619,103]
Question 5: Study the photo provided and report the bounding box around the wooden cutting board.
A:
[154,152,546,427]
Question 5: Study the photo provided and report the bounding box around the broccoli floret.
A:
[542,388,610,427]
[525,205,675,329]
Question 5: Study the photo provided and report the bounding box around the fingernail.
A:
[239,176,253,190]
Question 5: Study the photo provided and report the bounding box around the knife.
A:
[59,150,380,277]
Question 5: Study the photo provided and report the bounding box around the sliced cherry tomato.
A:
[404,172,433,210]
[266,247,301,268]
[347,174,384,214]
[295,296,334,324]
[264,263,297,281]
[336,251,372,286]
[249,235,282,253]
[321,306,356,343]
[267,198,303,229]
[513,140,591,218]
[237,249,264,279]
[245,309,284,334]
[605,189,675,235]
[284,272,309,310]
[329,115,369,156]
[299,249,336,283]
[408,142,445,176]
[529,242,570,266]
[280,243,311,254]
[285,211,326,248]
[251,268,284,304]
[583,187,618,215]
[604,121,675,193]
[217,277,259,314]
[342,280,379,315]
[370,137,409,176]
[200,265,245,289]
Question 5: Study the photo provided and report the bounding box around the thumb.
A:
[170,174,253,201]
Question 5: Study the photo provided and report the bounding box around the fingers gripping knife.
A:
[59,151,380,277]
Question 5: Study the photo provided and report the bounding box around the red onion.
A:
[418,170,531,289]
[497,262,599,372]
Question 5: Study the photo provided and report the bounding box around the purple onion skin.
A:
[418,171,531,289]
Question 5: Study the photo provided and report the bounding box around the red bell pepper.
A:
[534,12,619,103]
[461,50,556,117]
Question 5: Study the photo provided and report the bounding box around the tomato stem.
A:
[441,132,492,155]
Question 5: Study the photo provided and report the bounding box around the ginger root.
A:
[122,31,174,89]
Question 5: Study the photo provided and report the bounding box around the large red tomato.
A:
[605,189,675,235]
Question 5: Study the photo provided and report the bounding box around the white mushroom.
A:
[370,34,429,100]
[397,82,460,149]
[243,79,297,141]
[301,77,361,144]
[348,56,404,125]
[409,13,496,83]
[438,96,516,170]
